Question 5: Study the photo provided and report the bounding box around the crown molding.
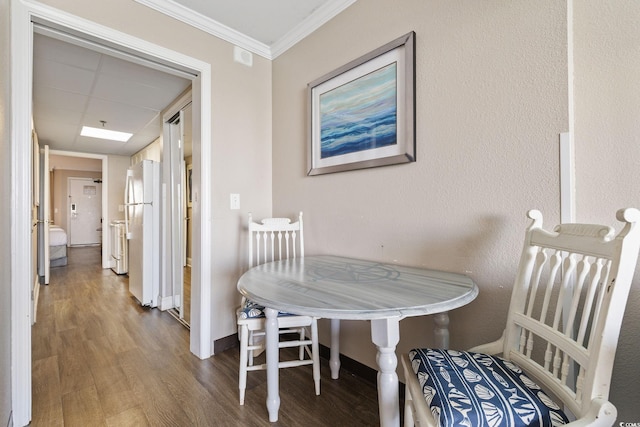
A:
[135,0,357,60]
[135,0,271,58]
[271,0,357,59]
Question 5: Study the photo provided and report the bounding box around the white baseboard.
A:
[32,276,40,325]
[159,295,174,311]
[158,295,180,311]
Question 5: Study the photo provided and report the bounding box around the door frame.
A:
[165,105,186,318]
[66,177,103,247]
[50,150,110,267]
[10,1,213,424]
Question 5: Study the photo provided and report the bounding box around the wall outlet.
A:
[230,193,240,210]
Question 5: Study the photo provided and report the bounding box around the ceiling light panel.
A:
[81,126,133,142]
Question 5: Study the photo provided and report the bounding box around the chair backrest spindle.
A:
[500,208,640,418]
[248,212,304,269]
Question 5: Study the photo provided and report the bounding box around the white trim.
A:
[22,0,210,73]
[559,132,575,224]
[271,0,357,58]
[33,22,197,80]
[567,0,575,138]
[163,90,193,121]
[134,0,357,60]
[11,1,34,424]
[159,295,175,311]
[191,73,213,358]
[32,275,39,325]
[50,150,110,268]
[563,0,575,224]
[162,94,189,332]
[135,0,271,58]
[12,1,214,422]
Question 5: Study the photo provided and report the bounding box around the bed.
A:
[49,225,68,267]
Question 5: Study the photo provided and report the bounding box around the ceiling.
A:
[170,0,334,46]
[33,33,192,156]
[33,0,352,157]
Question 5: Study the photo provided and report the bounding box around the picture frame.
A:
[186,163,193,207]
[307,31,415,176]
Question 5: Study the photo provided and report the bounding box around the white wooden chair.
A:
[402,208,640,427]
[237,212,320,405]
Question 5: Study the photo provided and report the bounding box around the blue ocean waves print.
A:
[320,63,397,159]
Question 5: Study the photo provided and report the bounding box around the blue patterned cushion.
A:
[408,349,569,427]
[237,300,294,319]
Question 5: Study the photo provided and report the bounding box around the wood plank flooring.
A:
[32,247,381,426]
[183,265,191,325]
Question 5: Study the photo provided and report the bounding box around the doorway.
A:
[67,177,102,246]
[48,151,108,267]
[12,5,214,424]
[166,101,193,328]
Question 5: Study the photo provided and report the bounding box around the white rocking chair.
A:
[402,208,640,427]
[237,212,320,405]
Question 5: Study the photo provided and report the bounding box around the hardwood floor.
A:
[168,266,190,327]
[31,247,381,426]
[184,265,191,325]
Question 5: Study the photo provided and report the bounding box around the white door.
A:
[168,112,185,319]
[68,177,102,246]
[32,132,41,324]
[38,145,51,284]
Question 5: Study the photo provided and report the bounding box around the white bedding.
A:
[49,225,68,246]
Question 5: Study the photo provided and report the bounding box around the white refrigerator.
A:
[124,160,160,307]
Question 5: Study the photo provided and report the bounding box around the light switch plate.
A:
[230,193,240,210]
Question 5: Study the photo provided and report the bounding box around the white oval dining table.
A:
[237,254,478,426]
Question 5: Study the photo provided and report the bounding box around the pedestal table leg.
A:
[433,311,450,349]
[330,319,341,379]
[265,308,280,422]
[371,317,400,427]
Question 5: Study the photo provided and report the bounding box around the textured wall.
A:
[573,0,640,420]
[273,0,567,372]
[272,0,640,419]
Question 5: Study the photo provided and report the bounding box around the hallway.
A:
[31,247,380,426]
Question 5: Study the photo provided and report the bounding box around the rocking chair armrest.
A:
[563,398,617,427]
[467,330,505,355]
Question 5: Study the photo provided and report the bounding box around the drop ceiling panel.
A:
[33,119,79,145]
[33,110,83,133]
[33,34,101,71]
[76,136,128,155]
[128,117,162,142]
[83,97,159,132]
[33,33,191,157]
[92,73,184,111]
[33,58,97,95]
[100,55,189,89]
[33,86,88,113]
[32,108,83,133]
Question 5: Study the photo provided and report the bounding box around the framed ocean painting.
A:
[307,32,415,176]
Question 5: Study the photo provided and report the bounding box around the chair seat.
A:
[237,299,294,320]
[408,349,570,427]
